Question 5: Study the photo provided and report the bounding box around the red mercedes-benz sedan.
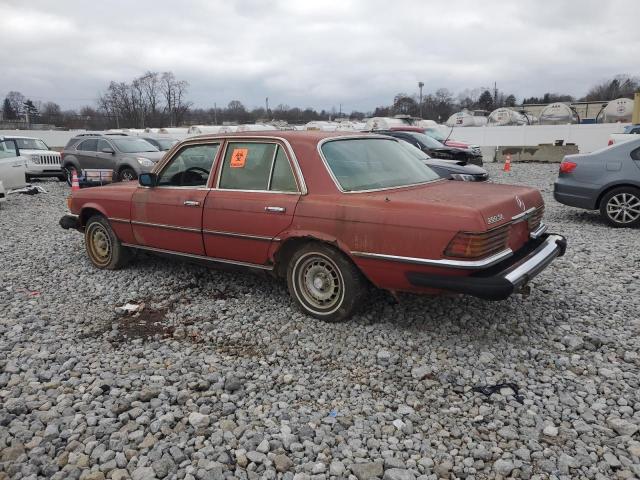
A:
[60,131,566,321]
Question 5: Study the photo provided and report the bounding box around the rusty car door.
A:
[203,140,303,266]
[131,142,220,255]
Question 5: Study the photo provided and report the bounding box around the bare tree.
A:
[6,91,25,118]
[160,72,191,126]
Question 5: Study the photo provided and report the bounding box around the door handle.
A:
[183,200,200,206]
[265,206,286,213]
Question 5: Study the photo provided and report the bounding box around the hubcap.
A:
[607,193,640,224]
[295,253,343,312]
[87,224,112,266]
[121,170,135,181]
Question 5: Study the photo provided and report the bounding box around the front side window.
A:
[77,139,98,151]
[408,132,443,148]
[321,138,440,192]
[218,142,298,192]
[157,143,219,187]
[97,139,112,152]
[0,139,18,159]
[112,138,158,153]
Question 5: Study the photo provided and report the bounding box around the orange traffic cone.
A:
[71,170,81,191]
[503,153,512,172]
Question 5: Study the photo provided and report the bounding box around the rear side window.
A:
[631,147,640,161]
[97,139,112,152]
[77,139,98,151]
[218,142,298,192]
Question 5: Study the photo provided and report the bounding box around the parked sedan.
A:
[554,138,640,227]
[379,130,483,165]
[396,138,488,181]
[60,132,565,321]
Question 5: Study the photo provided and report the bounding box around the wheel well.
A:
[118,164,135,173]
[596,184,640,208]
[273,237,353,278]
[79,208,103,227]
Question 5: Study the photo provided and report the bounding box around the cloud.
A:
[0,0,638,112]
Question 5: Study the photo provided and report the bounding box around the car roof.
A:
[4,135,43,140]
[187,130,383,143]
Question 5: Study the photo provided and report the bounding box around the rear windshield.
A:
[321,138,440,192]
[112,138,159,153]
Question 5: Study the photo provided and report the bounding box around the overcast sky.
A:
[1,0,639,112]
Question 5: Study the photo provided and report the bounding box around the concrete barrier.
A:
[496,144,579,163]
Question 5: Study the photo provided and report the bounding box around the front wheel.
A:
[119,167,137,182]
[85,215,131,269]
[600,187,640,228]
[286,243,367,322]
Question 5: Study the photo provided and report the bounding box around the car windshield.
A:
[397,139,431,160]
[407,132,444,148]
[321,138,440,192]
[154,139,178,150]
[424,128,446,142]
[112,138,159,153]
[13,138,49,150]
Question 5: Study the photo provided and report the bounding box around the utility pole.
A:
[339,103,342,117]
[265,97,269,118]
[418,82,424,118]
[214,102,217,125]
[494,81,498,106]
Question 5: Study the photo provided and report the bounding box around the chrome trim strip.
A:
[504,234,563,283]
[108,217,130,224]
[120,243,273,270]
[202,229,278,242]
[529,223,548,239]
[351,248,513,269]
[511,207,536,221]
[130,220,201,233]
[316,135,445,194]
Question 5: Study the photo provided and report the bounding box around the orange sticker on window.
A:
[230,148,248,168]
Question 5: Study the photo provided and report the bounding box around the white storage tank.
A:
[539,103,577,124]
[364,117,408,130]
[487,108,527,126]
[445,111,487,127]
[602,98,634,123]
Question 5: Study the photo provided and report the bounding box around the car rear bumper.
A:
[406,233,567,300]
[553,180,598,209]
[60,214,82,231]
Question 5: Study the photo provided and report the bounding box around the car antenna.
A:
[444,126,453,144]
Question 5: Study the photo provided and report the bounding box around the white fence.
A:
[1,122,631,153]
[433,123,630,153]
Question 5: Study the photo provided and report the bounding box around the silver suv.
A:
[61,134,165,183]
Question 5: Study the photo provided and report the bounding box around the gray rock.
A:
[493,459,515,476]
[350,461,383,479]
[606,417,638,437]
[383,468,416,480]
[188,412,210,429]
[274,454,293,473]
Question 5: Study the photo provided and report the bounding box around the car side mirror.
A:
[101,147,115,154]
[138,172,157,187]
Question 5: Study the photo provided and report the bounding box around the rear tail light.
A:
[445,224,510,259]
[608,139,614,146]
[559,161,577,174]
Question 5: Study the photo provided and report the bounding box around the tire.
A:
[25,174,32,183]
[599,187,640,228]
[57,174,67,182]
[119,167,137,182]
[286,242,367,322]
[84,215,131,270]
[63,165,77,186]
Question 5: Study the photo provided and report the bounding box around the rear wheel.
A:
[119,167,137,182]
[600,187,640,228]
[85,215,131,269]
[286,242,367,322]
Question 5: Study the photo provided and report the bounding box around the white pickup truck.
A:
[608,124,640,146]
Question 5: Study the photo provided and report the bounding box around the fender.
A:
[77,202,110,224]
[269,229,355,262]
[596,180,640,207]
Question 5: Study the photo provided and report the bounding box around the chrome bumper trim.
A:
[529,223,548,239]
[121,243,274,270]
[504,234,565,285]
[351,248,514,270]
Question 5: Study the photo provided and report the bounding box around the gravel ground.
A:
[1,164,639,480]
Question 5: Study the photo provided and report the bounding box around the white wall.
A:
[434,123,629,153]
[2,122,631,153]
